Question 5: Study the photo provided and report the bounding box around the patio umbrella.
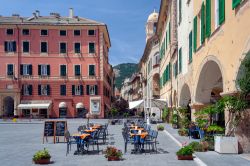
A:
[129,99,167,109]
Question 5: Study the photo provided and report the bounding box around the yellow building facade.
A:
[158,0,250,152]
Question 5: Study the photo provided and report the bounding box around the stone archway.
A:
[195,60,223,104]
[179,84,192,121]
[195,60,224,126]
[3,96,14,117]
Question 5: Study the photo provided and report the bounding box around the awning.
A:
[76,102,84,109]
[18,100,51,109]
[129,100,144,109]
[59,102,67,108]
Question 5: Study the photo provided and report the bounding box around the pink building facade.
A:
[0,10,114,118]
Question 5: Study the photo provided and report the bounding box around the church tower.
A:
[146,9,159,42]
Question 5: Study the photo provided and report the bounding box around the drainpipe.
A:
[16,24,21,117]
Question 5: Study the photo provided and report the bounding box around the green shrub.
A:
[176,145,194,156]
[33,148,51,161]
[188,142,203,152]
[207,125,224,133]
[171,114,178,124]
[157,125,165,131]
[178,128,188,136]
[162,108,169,121]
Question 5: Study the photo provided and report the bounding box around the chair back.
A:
[64,130,70,142]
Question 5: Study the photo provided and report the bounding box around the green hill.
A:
[113,63,138,90]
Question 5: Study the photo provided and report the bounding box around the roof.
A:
[0,16,105,26]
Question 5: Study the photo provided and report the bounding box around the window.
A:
[89,65,95,76]
[60,65,67,76]
[60,85,66,96]
[41,42,48,53]
[23,41,30,53]
[60,30,67,36]
[74,65,81,76]
[200,2,205,44]
[89,43,95,54]
[38,64,50,76]
[41,29,48,36]
[193,16,197,52]
[87,85,98,95]
[7,64,14,76]
[206,0,211,37]
[6,29,14,35]
[23,84,32,96]
[215,0,220,29]
[72,85,83,96]
[60,42,67,54]
[74,43,81,53]
[74,30,81,36]
[4,41,16,52]
[38,84,50,96]
[20,64,32,75]
[88,30,95,36]
[22,29,30,35]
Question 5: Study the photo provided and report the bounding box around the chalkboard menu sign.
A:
[43,120,67,143]
[44,121,55,137]
[56,121,66,136]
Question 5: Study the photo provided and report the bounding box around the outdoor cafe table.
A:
[130,131,148,152]
[92,125,102,129]
[84,129,97,133]
[72,133,91,154]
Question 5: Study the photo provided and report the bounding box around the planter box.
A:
[108,156,120,161]
[214,136,238,154]
[34,158,51,164]
[177,155,193,160]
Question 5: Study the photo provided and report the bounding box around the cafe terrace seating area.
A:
[65,119,160,156]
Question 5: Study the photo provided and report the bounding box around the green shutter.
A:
[201,2,205,44]
[189,31,193,63]
[169,63,171,80]
[206,0,211,37]
[179,48,182,73]
[193,16,197,52]
[219,0,225,25]
[232,0,241,9]
[165,31,168,50]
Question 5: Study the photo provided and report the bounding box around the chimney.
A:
[69,8,74,18]
[35,10,40,17]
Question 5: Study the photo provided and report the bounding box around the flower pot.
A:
[214,136,238,154]
[177,155,193,160]
[108,156,120,161]
[34,158,51,164]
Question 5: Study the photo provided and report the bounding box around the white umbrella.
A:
[129,99,167,109]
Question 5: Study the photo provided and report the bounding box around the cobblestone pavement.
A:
[0,119,196,166]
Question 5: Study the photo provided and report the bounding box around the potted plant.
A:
[176,145,194,160]
[178,128,188,136]
[32,148,51,164]
[214,96,246,154]
[157,124,165,131]
[104,146,123,161]
[171,113,178,129]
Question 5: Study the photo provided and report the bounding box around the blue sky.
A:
[0,0,160,66]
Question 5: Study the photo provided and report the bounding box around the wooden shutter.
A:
[193,17,197,52]
[4,41,8,52]
[86,85,90,95]
[72,85,75,95]
[219,0,225,25]
[38,85,41,95]
[21,85,24,95]
[47,65,50,76]
[20,64,23,75]
[201,2,205,44]
[29,85,33,95]
[38,65,41,75]
[169,22,171,42]
[13,41,16,52]
[189,31,193,63]
[95,85,98,95]
[179,48,182,73]
[29,65,32,75]
[80,85,83,95]
[206,0,211,37]
[47,85,50,95]
[232,0,241,9]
